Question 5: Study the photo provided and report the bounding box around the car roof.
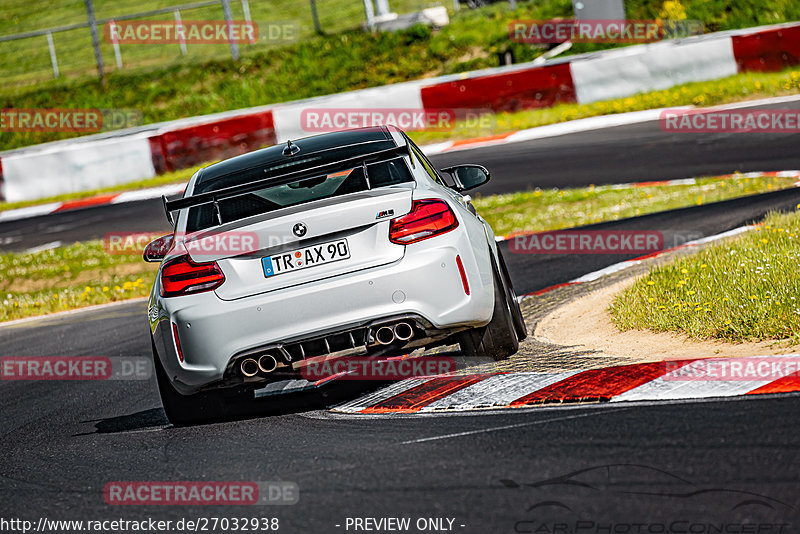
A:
[194,126,400,187]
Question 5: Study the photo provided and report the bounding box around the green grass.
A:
[3,0,800,150]
[472,174,798,237]
[0,241,158,322]
[2,171,796,322]
[609,210,800,343]
[0,0,450,86]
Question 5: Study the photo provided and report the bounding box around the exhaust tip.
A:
[394,322,414,341]
[240,358,259,377]
[258,354,278,373]
[375,326,395,345]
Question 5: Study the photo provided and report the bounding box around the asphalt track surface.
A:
[2,99,800,531]
[2,99,800,253]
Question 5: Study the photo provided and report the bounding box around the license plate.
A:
[262,239,350,278]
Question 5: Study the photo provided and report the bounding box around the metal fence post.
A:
[374,0,390,17]
[240,0,256,43]
[220,0,239,60]
[45,32,60,79]
[362,0,375,29]
[110,19,123,68]
[309,0,322,34]
[174,9,188,54]
[84,0,105,84]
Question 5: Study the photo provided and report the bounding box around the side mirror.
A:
[143,234,174,263]
[440,164,491,192]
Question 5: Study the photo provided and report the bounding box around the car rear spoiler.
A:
[163,143,414,218]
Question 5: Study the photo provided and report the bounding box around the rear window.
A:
[185,157,413,232]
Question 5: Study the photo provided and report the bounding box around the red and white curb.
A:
[0,183,185,223]
[422,107,693,155]
[3,169,798,226]
[493,169,800,298]
[332,355,800,414]
[519,224,755,298]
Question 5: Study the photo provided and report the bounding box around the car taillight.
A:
[389,199,459,245]
[160,254,225,297]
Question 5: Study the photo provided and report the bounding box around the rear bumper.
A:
[151,231,494,394]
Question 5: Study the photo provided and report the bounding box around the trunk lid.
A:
[183,186,412,300]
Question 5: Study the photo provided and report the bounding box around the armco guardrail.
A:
[1,22,798,203]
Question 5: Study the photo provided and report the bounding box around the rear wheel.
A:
[152,338,236,425]
[497,248,527,341]
[458,253,520,361]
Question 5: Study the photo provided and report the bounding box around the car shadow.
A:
[78,379,393,434]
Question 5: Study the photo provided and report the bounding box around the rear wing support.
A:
[164,143,413,216]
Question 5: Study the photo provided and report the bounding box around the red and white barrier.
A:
[570,37,737,104]
[730,23,800,72]
[149,110,277,174]
[1,22,798,204]
[1,133,155,203]
[271,79,430,142]
[420,62,576,112]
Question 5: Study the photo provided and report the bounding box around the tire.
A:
[458,254,520,361]
[152,338,231,425]
[497,248,528,341]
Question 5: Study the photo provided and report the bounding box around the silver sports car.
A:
[145,126,526,424]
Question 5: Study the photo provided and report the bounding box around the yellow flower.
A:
[114,285,121,291]
[647,281,655,286]
[704,308,711,312]
[681,268,688,274]
[102,286,109,292]
[658,305,666,310]
[694,306,702,311]
[725,320,732,325]
[687,290,696,295]
[761,239,768,244]
[648,298,655,303]
[84,286,92,293]
[700,264,707,269]
[749,295,758,300]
